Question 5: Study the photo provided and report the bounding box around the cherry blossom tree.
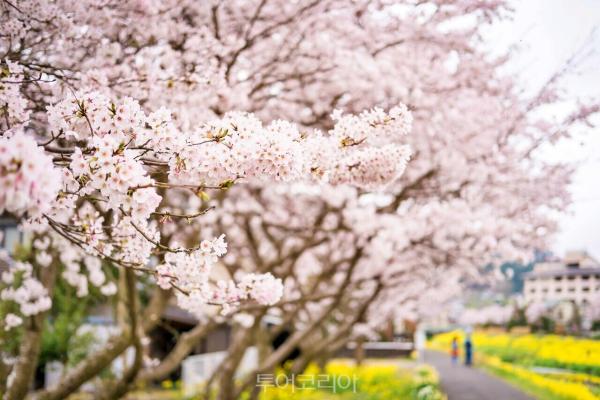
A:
[154,0,596,397]
[0,0,597,399]
[584,293,600,329]
[0,1,415,399]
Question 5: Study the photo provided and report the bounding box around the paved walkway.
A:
[423,350,534,400]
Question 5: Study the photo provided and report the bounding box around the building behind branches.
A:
[524,251,600,307]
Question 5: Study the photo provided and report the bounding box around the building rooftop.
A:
[525,250,600,280]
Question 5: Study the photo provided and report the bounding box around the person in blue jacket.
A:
[464,333,473,366]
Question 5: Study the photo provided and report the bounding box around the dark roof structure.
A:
[163,305,199,325]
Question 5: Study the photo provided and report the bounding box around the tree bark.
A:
[355,337,365,366]
[216,325,258,400]
[31,285,170,400]
[290,281,383,376]
[96,269,142,400]
[136,319,218,383]
[31,328,132,400]
[5,260,58,400]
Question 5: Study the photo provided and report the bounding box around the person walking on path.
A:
[451,336,459,364]
[464,334,473,366]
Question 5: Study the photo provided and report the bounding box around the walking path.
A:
[423,350,534,400]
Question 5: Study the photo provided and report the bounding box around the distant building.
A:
[523,251,600,307]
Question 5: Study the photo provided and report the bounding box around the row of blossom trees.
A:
[0,0,597,399]
[458,296,600,333]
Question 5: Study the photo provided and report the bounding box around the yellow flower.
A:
[429,330,600,400]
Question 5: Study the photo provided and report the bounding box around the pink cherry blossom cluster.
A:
[35,234,117,301]
[47,90,412,192]
[0,18,416,317]
[155,236,225,291]
[525,301,549,324]
[4,313,22,331]
[329,105,413,146]
[47,92,146,141]
[327,144,412,190]
[168,111,310,184]
[459,304,514,326]
[1,261,51,330]
[1,0,68,41]
[196,272,283,316]
[0,61,30,129]
[303,107,413,190]
[27,89,410,313]
[155,234,283,315]
[237,273,284,306]
[69,137,160,222]
[585,292,600,324]
[169,107,412,189]
[0,133,62,218]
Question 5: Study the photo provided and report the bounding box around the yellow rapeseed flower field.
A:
[484,355,599,400]
[429,330,600,400]
[430,330,600,374]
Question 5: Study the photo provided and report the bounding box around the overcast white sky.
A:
[483,0,600,259]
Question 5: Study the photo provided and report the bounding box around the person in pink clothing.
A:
[451,336,459,364]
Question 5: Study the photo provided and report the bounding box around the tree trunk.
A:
[137,319,217,383]
[216,323,259,400]
[96,269,142,400]
[354,338,365,366]
[32,284,169,400]
[5,260,58,400]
